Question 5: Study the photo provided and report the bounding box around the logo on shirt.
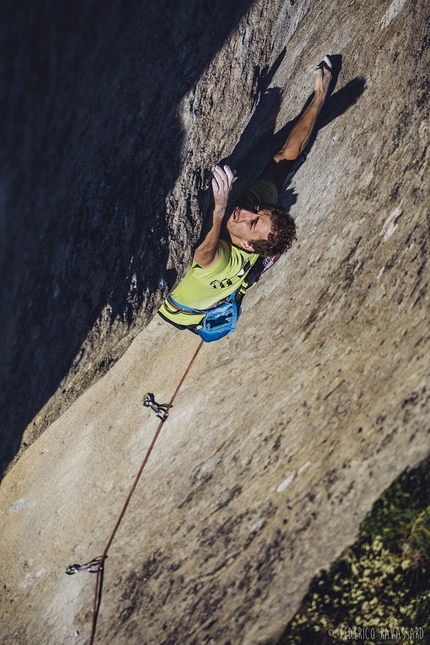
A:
[210,260,252,289]
[210,278,233,289]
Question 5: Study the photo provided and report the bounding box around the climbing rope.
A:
[67,338,204,645]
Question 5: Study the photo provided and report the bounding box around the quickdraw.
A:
[66,339,204,645]
[143,393,169,421]
[66,556,105,575]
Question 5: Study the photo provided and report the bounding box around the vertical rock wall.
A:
[0,0,256,474]
[1,0,430,644]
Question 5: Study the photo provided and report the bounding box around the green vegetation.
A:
[280,457,430,644]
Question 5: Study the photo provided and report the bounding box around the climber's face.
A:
[226,205,272,252]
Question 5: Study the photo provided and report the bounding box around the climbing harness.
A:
[168,291,241,342]
[66,338,204,645]
[143,393,169,421]
[197,293,240,342]
[66,556,105,575]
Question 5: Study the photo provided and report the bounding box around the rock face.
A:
[1,0,430,644]
[0,0,256,472]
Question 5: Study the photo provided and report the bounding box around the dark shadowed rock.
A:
[0,0,429,643]
[0,0,255,474]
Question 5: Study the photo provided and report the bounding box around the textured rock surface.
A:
[0,0,256,473]
[1,0,430,644]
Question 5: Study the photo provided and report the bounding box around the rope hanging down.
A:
[67,338,204,645]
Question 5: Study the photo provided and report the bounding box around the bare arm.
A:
[193,165,234,268]
[275,57,332,162]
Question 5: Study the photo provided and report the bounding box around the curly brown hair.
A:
[249,204,297,257]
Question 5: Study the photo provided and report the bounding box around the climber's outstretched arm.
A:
[275,56,332,162]
[194,165,234,269]
[257,56,333,193]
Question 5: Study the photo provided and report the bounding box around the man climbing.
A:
[159,56,333,340]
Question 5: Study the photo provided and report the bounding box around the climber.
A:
[159,56,333,341]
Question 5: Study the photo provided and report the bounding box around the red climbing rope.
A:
[88,338,204,644]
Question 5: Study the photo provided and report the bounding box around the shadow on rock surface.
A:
[0,0,255,477]
[227,53,366,208]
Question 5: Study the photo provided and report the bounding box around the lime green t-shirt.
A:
[159,179,278,327]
